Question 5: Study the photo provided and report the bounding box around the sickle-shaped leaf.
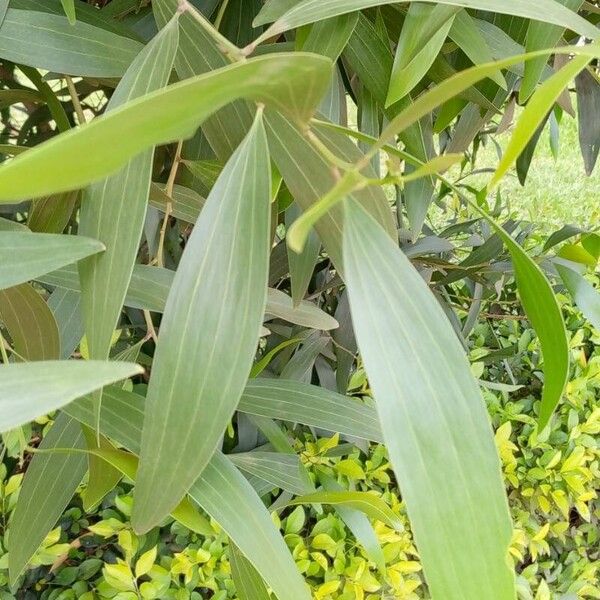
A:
[266,287,338,330]
[0,232,104,291]
[132,112,272,532]
[64,392,312,600]
[39,264,338,330]
[0,361,142,431]
[8,414,87,586]
[0,8,142,76]
[240,379,383,442]
[0,52,332,201]
[343,201,514,600]
[0,283,60,360]
[253,0,599,43]
[78,17,178,371]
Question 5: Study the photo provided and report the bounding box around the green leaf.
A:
[132,112,272,532]
[78,17,178,372]
[556,263,600,332]
[0,232,104,291]
[0,361,142,431]
[81,426,123,512]
[239,379,383,442]
[299,11,358,61]
[286,491,403,531]
[0,8,142,76]
[478,220,569,429]
[266,288,337,330]
[491,54,592,186]
[85,446,213,536]
[449,9,506,89]
[229,451,312,496]
[39,263,338,330]
[230,543,272,600]
[149,183,206,224]
[286,201,321,306]
[8,414,87,585]
[59,0,75,24]
[342,201,514,599]
[387,4,457,106]
[362,44,600,159]
[0,0,7,26]
[48,288,83,359]
[189,452,311,600]
[0,52,332,201]
[0,283,60,360]
[520,0,584,102]
[253,0,599,43]
[320,475,386,573]
[28,192,79,234]
[265,111,397,272]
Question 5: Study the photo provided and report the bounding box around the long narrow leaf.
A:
[0,53,332,201]
[8,414,87,585]
[343,201,514,599]
[133,112,272,532]
[64,395,312,600]
[0,361,142,431]
[0,8,142,76]
[0,232,103,291]
[78,17,178,370]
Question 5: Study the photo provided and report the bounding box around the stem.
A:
[65,75,86,125]
[213,0,230,29]
[178,0,244,62]
[143,310,158,344]
[156,140,183,268]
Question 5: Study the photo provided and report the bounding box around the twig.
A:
[65,75,86,125]
[156,140,183,268]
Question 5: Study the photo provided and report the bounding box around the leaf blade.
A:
[0,232,104,291]
[0,361,142,431]
[133,112,272,532]
[343,201,514,599]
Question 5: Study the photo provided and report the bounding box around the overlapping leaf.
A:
[253,0,599,42]
[78,16,178,371]
[0,53,332,200]
[8,414,87,585]
[0,361,142,431]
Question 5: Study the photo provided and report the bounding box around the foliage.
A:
[0,288,598,599]
[0,0,599,598]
